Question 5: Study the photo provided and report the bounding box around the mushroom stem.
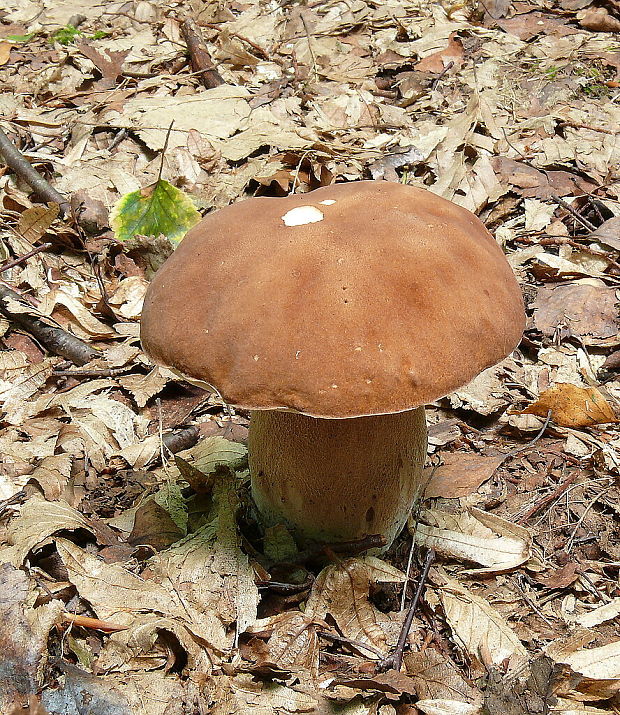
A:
[248,407,427,548]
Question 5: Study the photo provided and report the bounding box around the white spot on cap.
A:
[282,206,324,226]
[295,350,301,359]
[253,355,259,361]
[319,199,336,205]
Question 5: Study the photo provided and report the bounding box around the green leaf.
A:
[6,32,36,42]
[110,179,201,246]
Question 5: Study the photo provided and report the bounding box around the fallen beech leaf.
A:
[17,204,59,242]
[578,6,620,32]
[424,453,506,499]
[111,179,201,245]
[245,611,320,676]
[1,495,94,566]
[520,383,618,428]
[0,42,12,66]
[532,280,619,346]
[306,556,406,649]
[405,649,481,703]
[332,671,417,698]
[0,564,63,713]
[414,507,530,572]
[435,578,528,666]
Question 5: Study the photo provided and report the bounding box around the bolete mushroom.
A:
[140,181,525,548]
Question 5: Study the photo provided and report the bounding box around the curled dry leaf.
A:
[519,383,618,428]
[16,204,59,243]
[58,473,258,652]
[433,578,528,667]
[1,495,94,567]
[571,598,620,628]
[245,612,321,677]
[414,507,531,572]
[532,280,619,347]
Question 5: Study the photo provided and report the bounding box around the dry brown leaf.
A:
[520,383,618,428]
[16,204,59,243]
[416,701,482,715]
[405,649,481,703]
[118,367,168,407]
[245,611,321,676]
[59,474,258,651]
[571,598,620,628]
[306,556,406,650]
[28,454,72,501]
[533,280,619,346]
[578,6,620,32]
[1,495,94,566]
[415,33,464,73]
[424,453,506,499]
[38,290,117,340]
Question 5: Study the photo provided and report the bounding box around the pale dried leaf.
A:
[2,496,93,566]
[437,578,529,666]
[118,367,168,407]
[28,454,73,501]
[415,507,530,571]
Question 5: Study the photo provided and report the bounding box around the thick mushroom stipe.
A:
[249,408,427,547]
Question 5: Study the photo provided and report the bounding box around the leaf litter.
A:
[1,0,620,712]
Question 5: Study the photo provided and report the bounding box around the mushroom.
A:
[140,181,525,548]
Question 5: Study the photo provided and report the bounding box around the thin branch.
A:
[552,194,596,231]
[0,283,100,366]
[377,548,435,673]
[0,243,52,273]
[0,128,70,216]
[179,18,225,89]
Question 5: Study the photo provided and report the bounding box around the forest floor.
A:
[1,0,620,713]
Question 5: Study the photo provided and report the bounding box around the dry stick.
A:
[179,18,225,89]
[517,472,578,524]
[62,612,128,633]
[0,283,100,366]
[552,193,596,232]
[0,242,52,273]
[0,128,71,216]
[377,547,435,673]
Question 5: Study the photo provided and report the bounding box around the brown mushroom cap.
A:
[141,181,525,418]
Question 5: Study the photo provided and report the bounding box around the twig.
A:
[179,18,225,89]
[376,548,435,673]
[552,194,596,232]
[286,533,386,565]
[0,128,70,216]
[505,410,552,459]
[517,472,578,524]
[0,283,100,366]
[256,574,314,594]
[431,60,454,90]
[300,11,319,82]
[0,243,51,273]
[318,630,385,659]
[62,612,128,633]
[52,366,127,378]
